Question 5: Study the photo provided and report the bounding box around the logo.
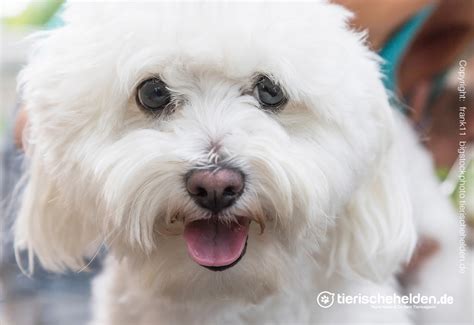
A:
[317,291,335,308]
[315,291,454,310]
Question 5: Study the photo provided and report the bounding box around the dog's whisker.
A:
[76,239,106,273]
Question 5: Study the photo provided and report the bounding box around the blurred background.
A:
[1,1,473,324]
[1,0,63,138]
[1,2,92,325]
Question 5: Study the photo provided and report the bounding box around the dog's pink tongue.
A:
[184,218,249,267]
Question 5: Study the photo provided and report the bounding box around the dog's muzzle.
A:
[183,168,248,270]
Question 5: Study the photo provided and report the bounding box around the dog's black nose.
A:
[186,168,245,212]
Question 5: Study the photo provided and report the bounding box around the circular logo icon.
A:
[317,291,335,308]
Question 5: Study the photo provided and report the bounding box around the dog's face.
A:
[16,2,415,301]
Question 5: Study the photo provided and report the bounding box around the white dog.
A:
[14,1,471,324]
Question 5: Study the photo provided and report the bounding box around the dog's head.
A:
[15,1,415,301]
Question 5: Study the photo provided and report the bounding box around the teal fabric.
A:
[45,5,64,29]
[379,6,434,94]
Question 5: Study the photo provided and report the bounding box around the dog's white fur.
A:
[14,1,471,324]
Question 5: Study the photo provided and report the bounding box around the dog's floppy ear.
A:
[13,26,103,273]
[14,146,99,273]
[327,102,417,282]
[332,147,417,281]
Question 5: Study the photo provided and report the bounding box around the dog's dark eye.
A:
[254,76,286,108]
[136,78,171,112]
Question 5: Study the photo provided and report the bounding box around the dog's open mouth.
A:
[183,217,250,271]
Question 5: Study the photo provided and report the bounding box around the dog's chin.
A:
[133,216,291,303]
[183,216,250,271]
